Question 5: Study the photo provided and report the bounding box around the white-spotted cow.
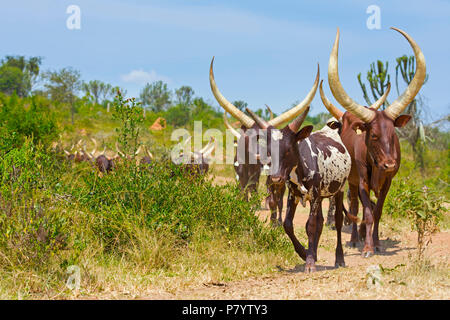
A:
[246,107,358,273]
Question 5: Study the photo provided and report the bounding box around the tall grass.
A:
[0,96,292,299]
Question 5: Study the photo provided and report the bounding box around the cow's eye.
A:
[371,134,378,141]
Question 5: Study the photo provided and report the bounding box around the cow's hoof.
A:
[305,257,316,273]
[305,264,316,273]
[362,251,374,258]
[271,220,282,228]
[335,261,345,268]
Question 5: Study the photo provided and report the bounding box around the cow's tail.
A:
[343,203,359,224]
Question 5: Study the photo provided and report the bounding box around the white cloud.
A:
[120,69,171,85]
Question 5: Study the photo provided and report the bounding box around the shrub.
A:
[385,179,445,258]
[73,160,283,252]
[0,93,58,154]
[0,140,70,269]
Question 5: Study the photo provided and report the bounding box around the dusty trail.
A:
[139,197,450,300]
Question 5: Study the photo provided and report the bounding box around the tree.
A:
[357,60,391,109]
[140,80,172,112]
[232,100,248,111]
[175,85,195,107]
[394,55,429,173]
[0,55,42,97]
[166,104,191,127]
[42,67,82,124]
[81,80,113,105]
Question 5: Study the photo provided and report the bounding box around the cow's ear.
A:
[394,115,411,128]
[295,125,313,141]
[327,121,341,130]
[351,121,367,134]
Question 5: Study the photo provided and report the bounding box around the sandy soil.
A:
[136,197,449,300]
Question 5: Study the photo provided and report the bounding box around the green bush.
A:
[385,178,446,258]
[0,93,58,154]
[0,140,70,269]
[72,159,283,252]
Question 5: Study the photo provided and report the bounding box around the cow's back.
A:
[298,125,351,197]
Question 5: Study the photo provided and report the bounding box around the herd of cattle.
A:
[210,27,425,272]
[63,139,154,173]
[62,27,425,273]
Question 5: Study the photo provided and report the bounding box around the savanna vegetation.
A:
[0,55,448,299]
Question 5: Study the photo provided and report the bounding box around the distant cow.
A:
[64,139,95,163]
[139,145,154,168]
[320,27,426,257]
[175,137,216,176]
[223,112,263,201]
[92,145,118,173]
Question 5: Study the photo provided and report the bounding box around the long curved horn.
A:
[371,82,391,111]
[288,106,310,132]
[135,146,142,156]
[199,137,214,153]
[223,112,242,139]
[319,80,344,120]
[90,138,97,156]
[82,144,94,160]
[203,139,216,158]
[385,27,426,120]
[328,29,387,122]
[181,136,192,156]
[245,108,269,129]
[183,136,191,148]
[265,104,274,120]
[268,64,320,127]
[146,146,154,159]
[115,142,125,157]
[210,57,255,128]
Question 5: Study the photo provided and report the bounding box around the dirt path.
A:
[139,198,450,300]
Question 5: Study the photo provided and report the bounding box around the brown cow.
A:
[223,112,263,201]
[210,56,320,204]
[246,105,358,272]
[175,136,216,176]
[320,27,426,257]
[224,105,275,203]
[139,145,154,168]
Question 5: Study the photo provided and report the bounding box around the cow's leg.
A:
[359,200,375,240]
[277,184,286,225]
[349,184,360,247]
[325,197,336,229]
[266,185,278,224]
[358,182,374,258]
[372,178,391,252]
[334,191,345,267]
[283,185,306,261]
[343,188,351,226]
[313,200,324,262]
[305,195,321,273]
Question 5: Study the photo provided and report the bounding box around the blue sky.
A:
[1,0,449,121]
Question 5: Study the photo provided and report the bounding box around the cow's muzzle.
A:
[270,176,285,185]
[382,162,396,172]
